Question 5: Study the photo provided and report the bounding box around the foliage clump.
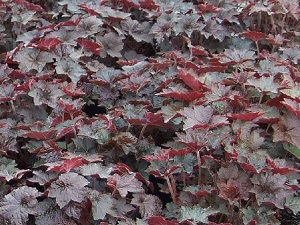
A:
[0,0,299,224]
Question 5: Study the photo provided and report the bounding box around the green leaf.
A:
[88,191,117,220]
[247,76,280,94]
[283,143,300,159]
[285,196,300,215]
[174,153,196,174]
[164,202,181,220]
[180,205,219,224]
[0,158,29,182]
[242,206,280,225]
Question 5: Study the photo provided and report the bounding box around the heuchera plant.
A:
[0,0,299,224]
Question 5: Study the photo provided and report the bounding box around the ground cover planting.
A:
[0,0,299,224]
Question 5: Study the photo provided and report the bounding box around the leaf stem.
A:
[196,150,202,186]
[10,100,16,114]
[258,93,263,104]
[138,123,148,141]
[170,173,177,197]
[255,41,260,54]
[280,14,286,34]
[229,203,234,223]
[270,14,277,35]
[258,12,262,31]
[165,175,176,203]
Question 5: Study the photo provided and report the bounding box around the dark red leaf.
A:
[62,82,85,96]
[178,69,209,91]
[139,0,160,11]
[145,112,172,128]
[150,61,174,72]
[247,221,257,225]
[159,90,205,101]
[182,61,202,71]
[118,59,142,66]
[8,70,32,79]
[194,65,227,73]
[238,162,259,173]
[168,148,194,157]
[281,98,300,117]
[240,31,268,42]
[22,129,56,141]
[114,163,132,174]
[35,38,62,50]
[198,3,222,12]
[157,85,205,102]
[148,216,179,225]
[209,223,233,225]
[14,0,44,12]
[79,4,100,16]
[228,112,265,121]
[266,95,285,108]
[56,17,81,28]
[76,39,102,55]
[56,126,76,140]
[266,158,300,175]
[48,157,89,173]
[14,79,36,92]
[190,46,209,57]
[143,149,171,162]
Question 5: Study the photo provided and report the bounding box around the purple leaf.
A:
[174,13,201,37]
[64,201,82,219]
[150,12,175,43]
[0,187,40,225]
[201,18,230,41]
[217,164,251,203]
[55,58,87,84]
[97,32,124,58]
[76,15,103,37]
[115,197,135,218]
[107,173,144,197]
[280,46,300,64]
[250,172,294,208]
[131,193,162,219]
[14,48,55,73]
[48,172,89,208]
[28,81,65,108]
[121,18,153,43]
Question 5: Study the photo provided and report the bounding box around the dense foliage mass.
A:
[0,0,299,224]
